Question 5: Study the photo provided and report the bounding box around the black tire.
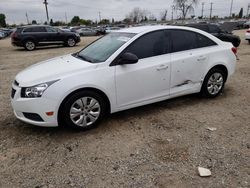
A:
[232,40,240,47]
[59,90,107,131]
[201,68,226,98]
[24,40,36,51]
[66,37,76,47]
[248,40,250,45]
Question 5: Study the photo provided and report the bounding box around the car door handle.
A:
[197,56,207,61]
[157,64,169,71]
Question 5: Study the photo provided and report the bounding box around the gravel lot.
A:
[0,30,249,188]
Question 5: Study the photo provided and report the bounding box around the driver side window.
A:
[123,30,169,60]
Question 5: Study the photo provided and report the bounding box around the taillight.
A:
[247,30,250,33]
[232,47,237,56]
[10,32,17,38]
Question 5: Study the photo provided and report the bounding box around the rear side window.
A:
[23,28,33,32]
[171,30,197,52]
[123,30,169,59]
[209,25,220,33]
[196,33,217,48]
[23,27,46,33]
[170,30,217,53]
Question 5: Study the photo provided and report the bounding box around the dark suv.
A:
[187,23,241,47]
[11,25,81,51]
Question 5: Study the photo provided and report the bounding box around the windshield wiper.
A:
[74,53,93,63]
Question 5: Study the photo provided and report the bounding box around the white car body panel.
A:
[11,25,237,127]
[245,29,250,40]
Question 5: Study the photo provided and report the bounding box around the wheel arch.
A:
[207,64,228,82]
[22,37,37,45]
[57,87,111,125]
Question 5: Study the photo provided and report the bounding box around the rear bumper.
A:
[11,40,23,47]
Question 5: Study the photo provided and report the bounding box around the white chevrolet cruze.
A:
[11,26,237,130]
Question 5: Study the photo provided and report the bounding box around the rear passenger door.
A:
[22,27,47,43]
[169,29,217,95]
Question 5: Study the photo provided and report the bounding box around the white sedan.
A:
[11,25,237,130]
[245,28,250,44]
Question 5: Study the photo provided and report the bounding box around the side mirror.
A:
[117,52,138,65]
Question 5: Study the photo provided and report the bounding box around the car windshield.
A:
[76,32,135,63]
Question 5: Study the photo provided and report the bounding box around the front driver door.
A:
[115,30,171,108]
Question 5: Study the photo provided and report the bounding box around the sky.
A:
[0,0,250,24]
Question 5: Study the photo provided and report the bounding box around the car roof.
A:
[18,25,50,29]
[114,25,208,34]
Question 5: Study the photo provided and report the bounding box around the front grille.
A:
[11,88,16,98]
[23,113,44,122]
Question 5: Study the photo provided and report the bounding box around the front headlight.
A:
[21,80,59,98]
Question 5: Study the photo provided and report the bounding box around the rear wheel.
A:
[232,40,240,47]
[59,90,107,130]
[201,68,226,98]
[248,40,250,45]
[66,37,76,47]
[24,40,36,51]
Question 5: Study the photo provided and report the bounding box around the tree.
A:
[239,8,243,18]
[173,0,199,20]
[160,9,168,21]
[79,19,92,26]
[31,20,37,25]
[50,18,54,26]
[99,19,110,25]
[126,7,151,23]
[0,13,7,27]
[71,16,80,25]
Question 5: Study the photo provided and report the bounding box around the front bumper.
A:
[11,84,59,127]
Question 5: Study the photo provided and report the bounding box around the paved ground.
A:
[0,31,249,188]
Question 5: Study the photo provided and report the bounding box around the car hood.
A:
[16,54,97,87]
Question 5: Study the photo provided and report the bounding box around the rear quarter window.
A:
[170,29,217,53]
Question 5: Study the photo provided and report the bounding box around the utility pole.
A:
[230,0,233,17]
[201,2,205,18]
[65,12,68,24]
[43,0,49,23]
[247,4,250,18]
[171,5,174,23]
[210,2,213,20]
[98,11,102,23]
[25,12,29,25]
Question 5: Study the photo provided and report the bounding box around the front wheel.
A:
[201,68,226,98]
[59,90,107,130]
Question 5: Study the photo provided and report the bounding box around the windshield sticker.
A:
[117,36,131,42]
